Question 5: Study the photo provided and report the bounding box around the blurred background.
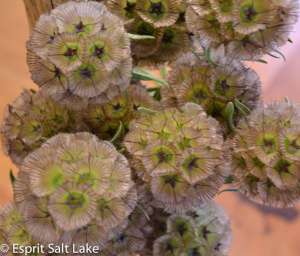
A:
[0,1,300,255]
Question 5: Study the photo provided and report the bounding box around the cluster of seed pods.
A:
[27,1,132,109]
[124,103,230,214]
[231,102,300,208]
[186,0,299,60]
[161,53,262,134]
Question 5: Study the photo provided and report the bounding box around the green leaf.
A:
[244,59,268,64]
[138,107,158,115]
[160,66,168,79]
[118,148,125,154]
[218,188,238,195]
[29,89,37,94]
[135,67,159,86]
[191,49,205,57]
[110,121,123,143]
[285,96,291,104]
[128,33,155,40]
[267,52,280,59]
[124,89,129,109]
[234,98,251,116]
[147,87,159,92]
[153,87,161,101]
[225,175,234,184]
[273,49,286,62]
[10,169,15,185]
[21,86,28,92]
[205,48,219,67]
[132,71,170,90]
[136,203,150,221]
[288,38,293,43]
[225,102,235,133]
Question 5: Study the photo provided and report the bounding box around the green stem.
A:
[205,48,218,67]
[138,107,158,115]
[225,102,235,133]
[136,203,150,221]
[234,98,251,116]
[110,121,123,143]
[218,188,238,195]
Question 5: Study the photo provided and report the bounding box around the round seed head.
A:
[29,14,58,58]
[48,33,85,74]
[151,173,189,204]
[60,221,109,251]
[156,27,190,61]
[13,171,34,209]
[85,31,126,71]
[187,0,213,16]
[48,181,97,231]
[0,202,22,233]
[233,0,277,35]
[245,151,266,179]
[104,162,133,197]
[65,156,110,195]
[24,150,66,197]
[6,223,32,247]
[278,127,300,161]
[177,74,211,109]
[248,124,280,163]
[210,0,235,22]
[107,0,137,22]
[153,234,183,255]
[136,0,179,28]
[52,1,103,36]
[257,178,300,208]
[143,138,180,176]
[179,149,216,184]
[266,157,300,189]
[27,49,68,95]
[95,196,128,229]
[167,214,197,246]
[20,197,62,245]
[112,227,145,255]
[127,18,164,58]
[67,62,110,97]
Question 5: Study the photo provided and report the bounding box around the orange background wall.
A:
[0,1,300,255]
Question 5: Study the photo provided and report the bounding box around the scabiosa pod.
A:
[123,103,230,213]
[12,132,138,249]
[1,91,79,166]
[27,1,132,109]
[150,200,232,255]
[162,53,262,134]
[80,84,160,145]
[230,102,300,207]
[185,0,299,60]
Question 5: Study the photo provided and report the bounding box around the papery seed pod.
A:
[126,18,164,58]
[107,0,137,23]
[48,181,98,231]
[231,102,300,207]
[60,221,110,252]
[153,234,183,256]
[162,53,262,134]
[136,0,180,28]
[19,197,62,245]
[27,1,132,110]
[112,227,145,255]
[1,91,80,166]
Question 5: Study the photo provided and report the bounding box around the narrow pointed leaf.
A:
[138,107,158,115]
[132,71,170,90]
[225,102,235,133]
[234,98,251,116]
[136,203,150,221]
[10,169,15,185]
[273,49,286,62]
[285,96,290,104]
[110,121,123,143]
[205,48,218,67]
[218,188,238,195]
[128,33,155,40]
